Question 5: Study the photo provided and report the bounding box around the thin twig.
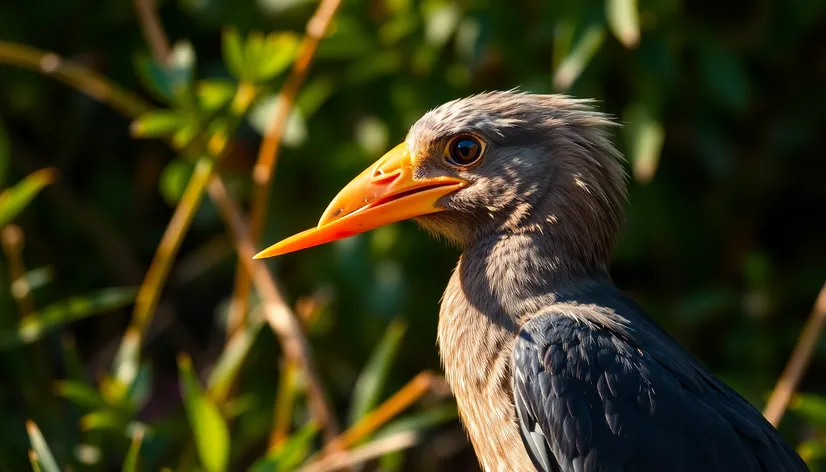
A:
[226,0,344,337]
[1,225,35,316]
[207,175,341,441]
[763,281,826,426]
[133,0,171,63]
[326,371,439,452]
[298,430,420,472]
[0,41,152,117]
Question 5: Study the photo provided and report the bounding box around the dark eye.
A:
[447,135,484,167]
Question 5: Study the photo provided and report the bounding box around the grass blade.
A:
[606,0,640,48]
[0,168,57,229]
[25,421,60,472]
[553,24,606,91]
[206,316,264,402]
[122,430,144,472]
[178,353,231,472]
[623,100,665,184]
[349,318,407,425]
[0,286,137,348]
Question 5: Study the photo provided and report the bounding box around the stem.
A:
[763,281,826,426]
[207,175,341,441]
[0,41,152,117]
[115,158,214,387]
[226,0,344,337]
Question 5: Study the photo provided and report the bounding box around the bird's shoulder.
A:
[511,289,808,472]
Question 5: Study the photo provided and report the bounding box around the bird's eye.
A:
[446,135,485,167]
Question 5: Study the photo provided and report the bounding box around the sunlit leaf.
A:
[133,40,195,103]
[349,318,408,425]
[26,421,60,472]
[295,75,336,119]
[248,94,307,147]
[130,110,187,139]
[159,159,195,205]
[797,438,826,466]
[0,168,57,229]
[80,409,127,431]
[376,404,458,438]
[206,318,264,402]
[29,450,42,472]
[0,286,136,349]
[122,430,144,472]
[55,380,109,410]
[423,0,461,47]
[197,80,237,112]
[222,28,247,80]
[790,393,826,428]
[623,100,665,184]
[249,422,319,472]
[178,353,230,472]
[251,32,300,82]
[553,24,605,91]
[606,0,640,48]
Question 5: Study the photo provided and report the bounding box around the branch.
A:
[133,0,171,64]
[0,41,152,117]
[297,431,420,472]
[763,281,826,426]
[207,175,341,440]
[227,0,344,336]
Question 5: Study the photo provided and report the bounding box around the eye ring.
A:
[445,134,486,168]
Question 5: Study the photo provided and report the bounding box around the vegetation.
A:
[0,0,824,470]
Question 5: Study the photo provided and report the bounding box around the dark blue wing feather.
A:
[511,292,809,472]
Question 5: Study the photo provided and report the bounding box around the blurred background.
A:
[0,0,825,470]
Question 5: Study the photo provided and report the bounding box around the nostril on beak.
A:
[371,166,402,184]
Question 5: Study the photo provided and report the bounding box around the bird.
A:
[254,91,809,472]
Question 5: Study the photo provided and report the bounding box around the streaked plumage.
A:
[257,91,809,471]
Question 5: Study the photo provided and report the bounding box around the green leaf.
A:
[790,393,826,428]
[159,159,195,206]
[130,110,187,139]
[606,0,640,48]
[122,430,144,472]
[55,380,109,410]
[0,286,137,349]
[26,421,60,472]
[197,80,237,112]
[222,28,247,80]
[623,100,665,184]
[178,353,230,472]
[349,318,407,425]
[134,41,196,103]
[206,318,264,402]
[249,422,319,472]
[248,95,307,147]
[553,24,606,91]
[295,76,336,119]
[0,168,57,228]
[250,32,300,82]
[80,409,128,432]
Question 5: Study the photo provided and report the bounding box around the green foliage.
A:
[25,422,60,472]
[0,0,824,470]
[0,168,56,229]
[178,354,231,472]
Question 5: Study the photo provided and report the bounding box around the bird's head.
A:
[256,91,627,269]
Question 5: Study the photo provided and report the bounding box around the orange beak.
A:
[253,143,467,259]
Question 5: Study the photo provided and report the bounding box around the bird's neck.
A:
[457,229,613,323]
[437,230,613,471]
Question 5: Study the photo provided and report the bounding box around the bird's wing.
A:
[511,299,809,472]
